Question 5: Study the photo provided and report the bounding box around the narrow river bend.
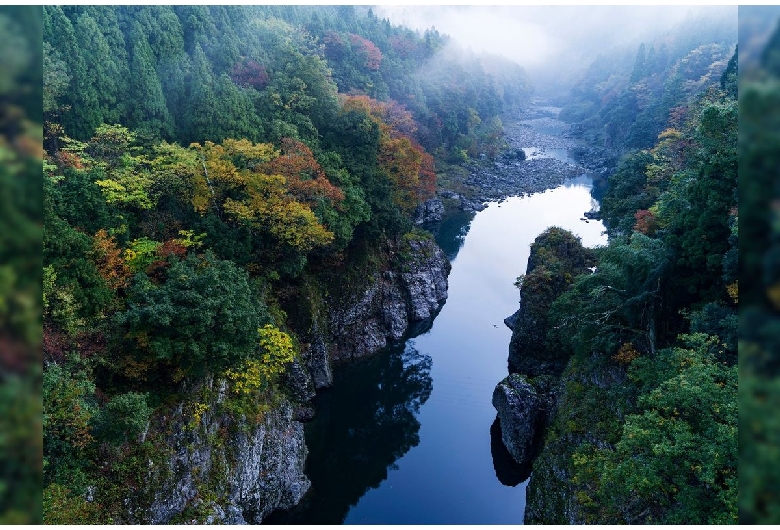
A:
[267,166,606,526]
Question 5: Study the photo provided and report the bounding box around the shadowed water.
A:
[266,173,606,525]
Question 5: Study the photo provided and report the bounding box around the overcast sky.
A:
[374,5,736,72]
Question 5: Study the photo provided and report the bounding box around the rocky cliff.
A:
[140,233,450,523]
[492,228,596,507]
[505,227,595,377]
[328,235,450,362]
[523,355,628,524]
[133,379,310,525]
[494,229,638,524]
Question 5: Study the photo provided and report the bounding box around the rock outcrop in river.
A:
[505,227,596,376]
[491,373,554,464]
[493,228,594,470]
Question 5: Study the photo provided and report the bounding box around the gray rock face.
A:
[524,361,627,524]
[284,358,316,402]
[329,237,450,361]
[145,388,310,524]
[400,238,450,322]
[301,320,332,389]
[503,308,521,331]
[492,374,553,465]
[413,198,445,225]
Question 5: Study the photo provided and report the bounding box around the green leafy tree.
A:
[92,392,152,445]
[225,324,296,396]
[575,335,737,524]
[116,252,268,378]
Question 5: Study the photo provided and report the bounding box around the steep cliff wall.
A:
[126,379,310,525]
[139,234,450,523]
[523,353,628,524]
[493,228,600,519]
[323,235,450,363]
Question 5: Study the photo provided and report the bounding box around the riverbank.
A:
[264,99,611,524]
[437,104,616,212]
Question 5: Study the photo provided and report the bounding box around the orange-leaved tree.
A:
[342,95,435,212]
[259,137,345,209]
[185,139,336,254]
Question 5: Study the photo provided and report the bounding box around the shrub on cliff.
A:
[116,252,270,380]
[508,227,596,376]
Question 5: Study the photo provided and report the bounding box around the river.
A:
[266,142,607,526]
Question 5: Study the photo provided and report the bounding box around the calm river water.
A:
[267,170,606,525]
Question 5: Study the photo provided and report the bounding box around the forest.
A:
[517,58,738,524]
[39,5,532,523]
[0,4,772,526]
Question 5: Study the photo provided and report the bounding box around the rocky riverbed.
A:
[441,104,615,212]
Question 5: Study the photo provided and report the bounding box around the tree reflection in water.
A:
[264,342,432,525]
[424,210,475,262]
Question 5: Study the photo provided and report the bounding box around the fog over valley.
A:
[35,4,745,525]
[376,5,737,95]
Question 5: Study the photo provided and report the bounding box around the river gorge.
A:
[267,110,607,524]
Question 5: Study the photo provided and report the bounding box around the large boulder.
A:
[491,374,554,465]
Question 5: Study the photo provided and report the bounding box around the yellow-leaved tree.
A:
[225,324,295,395]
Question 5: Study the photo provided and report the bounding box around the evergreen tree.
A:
[127,21,173,140]
[74,13,121,128]
[183,43,218,142]
[630,43,647,83]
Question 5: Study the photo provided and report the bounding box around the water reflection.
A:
[423,210,475,262]
[264,343,432,525]
[490,417,533,487]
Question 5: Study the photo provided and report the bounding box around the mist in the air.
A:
[375,5,737,96]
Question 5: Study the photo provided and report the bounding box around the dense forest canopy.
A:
[553,8,736,151]
[31,4,754,526]
[43,6,531,157]
[40,5,532,523]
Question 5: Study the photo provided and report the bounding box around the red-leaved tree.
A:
[230,57,269,90]
[349,34,382,71]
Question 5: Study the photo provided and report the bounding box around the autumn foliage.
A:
[260,137,345,208]
[349,34,382,71]
[230,57,269,90]
[342,95,436,211]
[185,138,339,253]
[91,230,132,291]
[633,209,657,235]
